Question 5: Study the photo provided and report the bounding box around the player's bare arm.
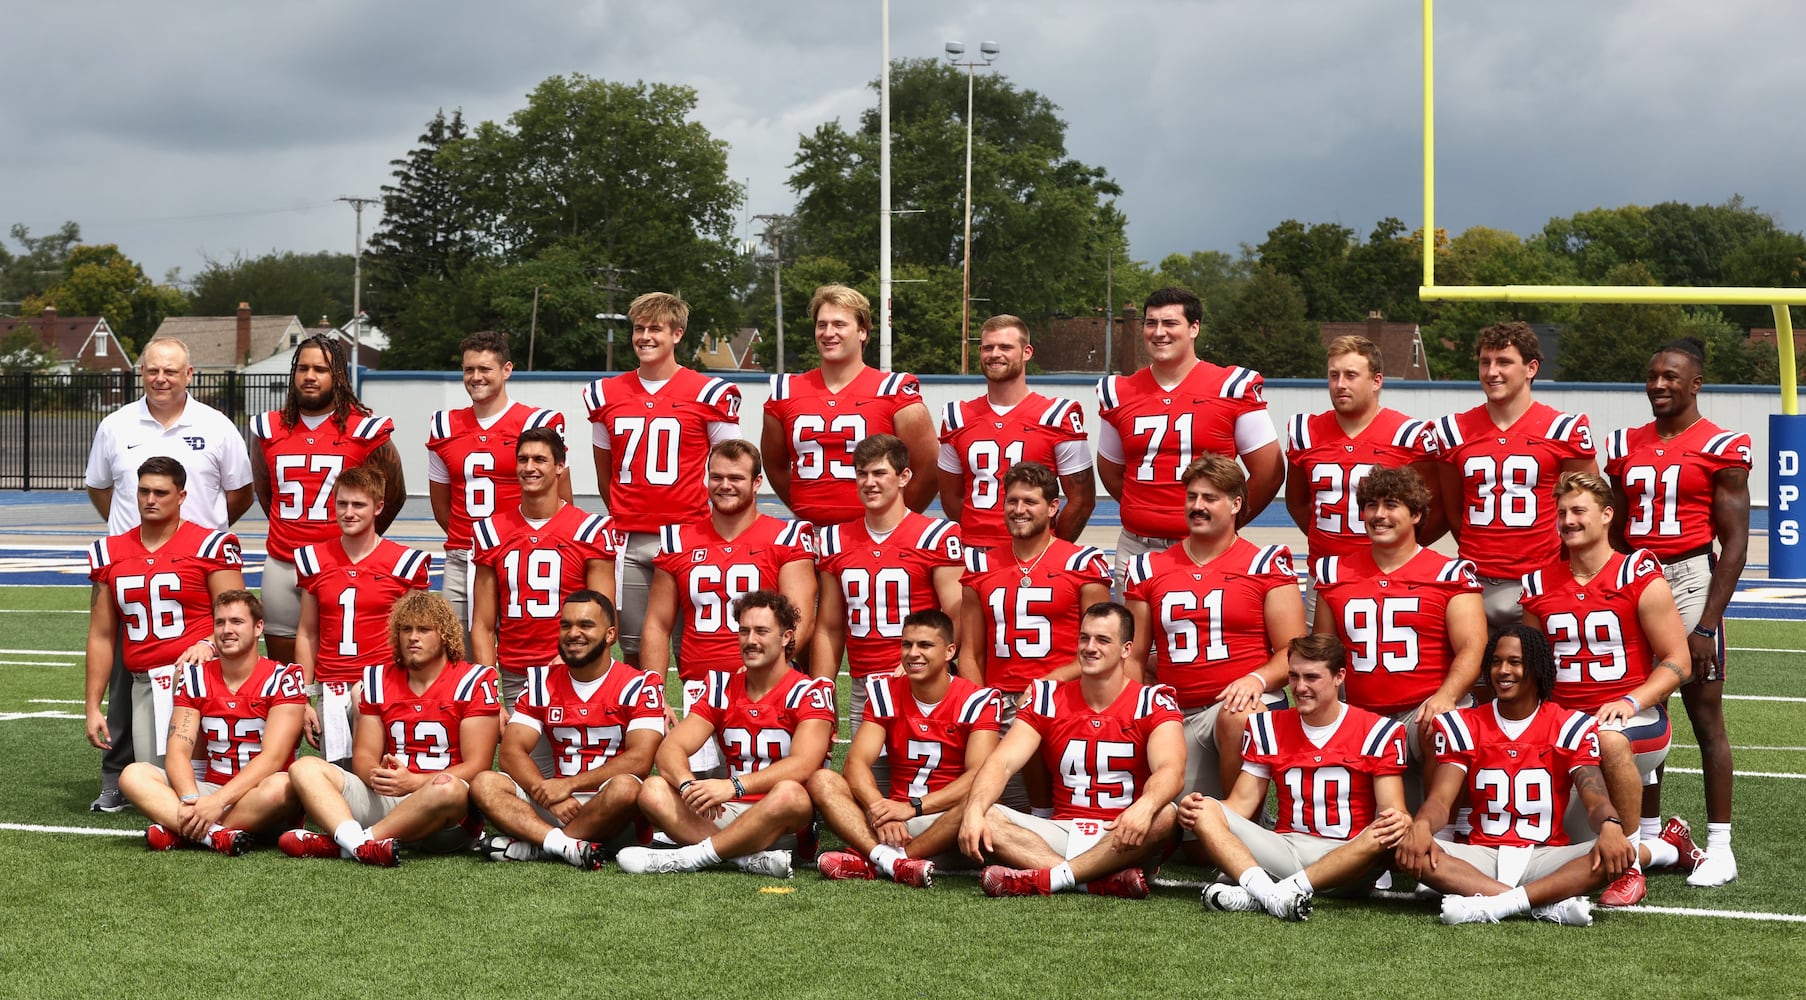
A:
[1124,598,1153,685]
[640,570,678,687]
[83,584,118,749]
[1421,591,1486,725]
[87,485,113,521]
[1111,718,1185,850]
[956,586,987,686]
[249,435,274,515]
[225,483,255,525]
[584,557,617,609]
[654,713,717,797]
[759,413,794,509]
[896,402,940,513]
[1598,578,1690,724]
[469,564,500,666]
[1409,459,1450,544]
[1238,442,1285,528]
[959,722,1044,860]
[1054,471,1096,542]
[932,564,963,623]
[1097,456,1125,503]
[1436,462,1465,541]
[778,557,819,654]
[592,443,612,506]
[1365,774,1412,849]
[811,571,847,680]
[937,467,967,525]
[1219,586,1303,714]
[1697,465,1751,668]
[1397,757,1465,878]
[1573,762,1634,878]
[429,479,452,534]
[1283,467,1313,536]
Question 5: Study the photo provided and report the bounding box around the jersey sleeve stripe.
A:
[1248,711,1275,756]
[454,664,492,702]
[1126,553,1152,586]
[1558,711,1595,751]
[1619,549,1659,588]
[620,672,647,708]
[768,373,789,399]
[1436,711,1473,753]
[698,377,730,406]
[1548,413,1578,442]
[1435,415,1462,449]
[1605,428,1627,462]
[1521,570,1542,598]
[660,524,681,553]
[578,514,610,544]
[1222,366,1254,398]
[260,663,288,699]
[88,538,108,571]
[395,547,429,580]
[198,530,229,560]
[817,525,839,558]
[294,545,318,578]
[1393,419,1427,449]
[707,671,730,710]
[879,372,905,395]
[581,379,605,413]
[865,676,893,718]
[524,666,548,708]
[964,547,988,574]
[363,665,383,707]
[429,410,450,440]
[472,518,498,551]
[249,412,270,439]
[183,663,206,700]
[776,520,805,547]
[1287,412,1309,451]
[1363,717,1401,758]
[942,400,963,431]
[1136,685,1156,718]
[1704,431,1737,455]
[958,688,998,725]
[1065,546,1102,573]
[1030,679,1056,717]
[1251,544,1283,574]
[1095,375,1118,411]
[917,518,954,550]
[1312,555,1337,586]
[524,408,558,430]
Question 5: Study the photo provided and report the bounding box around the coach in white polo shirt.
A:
[83,336,253,811]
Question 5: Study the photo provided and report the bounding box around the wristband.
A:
[731,776,746,799]
[200,638,216,651]
[1692,624,1719,640]
[910,796,924,817]
[306,683,322,698]
[678,779,695,794]
[180,794,199,803]
[1619,694,1641,713]
[1602,816,1625,828]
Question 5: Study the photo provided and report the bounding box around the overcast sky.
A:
[5,0,1801,287]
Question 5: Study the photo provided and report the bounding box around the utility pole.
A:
[753,214,790,373]
[1104,247,1114,375]
[591,264,632,371]
[336,196,378,392]
[946,41,1000,375]
[879,0,893,369]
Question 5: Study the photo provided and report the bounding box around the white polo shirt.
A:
[85,395,253,534]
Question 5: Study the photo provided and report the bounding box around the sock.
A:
[1048,862,1076,893]
[1482,886,1531,919]
[1279,871,1314,897]
[870,844,905,878]
[1626,829,1643,872]
[1030,806,1055,820]
[1706,823,1732,852]
[1640,816,1663,841]
[1645,837,1679,868]
[543,829,581,864]
[671,838,722,871]
[333,820,369,853]
[1238,867,1279,906]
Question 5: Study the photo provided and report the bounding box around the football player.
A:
[1182,634,1410,921]
[1097,286,1282,592]
[937,315,1095,550]
[120,590,306,855]
[427,330,569,628]
[811,609,1003,888]
[617,591,834,877]
[1396,626,1634,926]
[584,292,743,666]
[293,466,431,764]
[277,591,500,867]
[1604,338,1750,887]
[1433,321,1597,627]
[959,602,1184,899]
[471,591,666,869]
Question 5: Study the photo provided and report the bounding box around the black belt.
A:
[1661,543,1715,563]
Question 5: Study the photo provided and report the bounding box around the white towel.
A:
[148,665,178,756]
[322,680,357,763]
[682,680,724,773]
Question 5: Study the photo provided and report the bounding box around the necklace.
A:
[1657,415,1703,442]
[1015,538,1055,587]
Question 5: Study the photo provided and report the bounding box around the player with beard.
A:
[471,591,666,869]
[937,315,1095,551]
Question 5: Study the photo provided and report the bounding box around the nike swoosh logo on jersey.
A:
[126,442,144,450]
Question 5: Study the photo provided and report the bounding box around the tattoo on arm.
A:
[90,583,103,609]
[1657,660,1685,680]
[1572,765,1607,800]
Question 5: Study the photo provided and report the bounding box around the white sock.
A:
[1639,816,1663,841]
[1645,837,1680,868]
[1030,806,1055,820]
[1483,886,1531,919]
[1238,867,1279,905]
[1048,862,1076,893]
[1626,829,1643,872]
[332,820,369,853]
[1706,823,1732,852]
[1279,871,1314,897]
[870,844,905,878]
[671,838,721,870]
[543,829,581,864]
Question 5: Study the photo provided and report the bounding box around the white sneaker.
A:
[1530,896,1594,927]
[1202,884,1262,913]
[1688,848,1737,887]
[475,835,541,862]
[615,846,686,874]
[1263,886,1312,922]
[734,850,794,878]
[1440,894,1502,925]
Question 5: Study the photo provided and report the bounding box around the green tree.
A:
[1208,266,1322,378]
[1560,262,1686,382]
[0,326,59,372]
[1422,225,1578,378]
[1153,250,1250,326]
[1,222,82,308]
[1341,218,1427,323]
[22,244,183,350]
[1255,219,1354,320]
[1683,307,1774,386]
[189,251,354,326]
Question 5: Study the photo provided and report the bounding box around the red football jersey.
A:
[961,539,1112,693]
[1017,678,1182,822]
[1124,537,1298,709]
[690,670,838,801]
[1433,703,1601,848]
[1286,407,1438,561]
[860,674,1003,800]
[1604,419,1752,560]
[174,656,307,785]
[652,515,816,682]
[764,367,924,525]
[358,660,501,773]
[472,505,617,674]
[1097,362,1268,539]
[1520,549,1665,712]
[426,403,566,550]
[294,538,433,683]
[1432,402,1595,578]
[816,513,963,677]
[509,660,667,777]
[583,369,742,532]
[1312,547,1482,715]
[250,410,393,562]
[937,392,1089,551]
[1242,705,1408,839]
[88,522,242,674]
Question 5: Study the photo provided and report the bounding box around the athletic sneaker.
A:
[891,858,935,889]
[1599,868,1647,908]
[90,788,129,813]
[568,841,607,871]
[1660,817,1706,872]
[353,838,400,868]
[278,828,342,859]
[1531,896,1594,927]
[1203,884,1262,913]
[477,835,543,863]
[735,850,794,878]
[1688,849,1738,888]
[1263,886,1312,921]
[145,824,185,851]
[1439,894,1503,925]
[817,850,876,881]
[1085,868,1150,900]
[208,829,254,857]
[981,865,1052,897]
[615,846,686,874]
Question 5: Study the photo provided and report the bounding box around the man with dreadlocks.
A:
[249,335,406,664]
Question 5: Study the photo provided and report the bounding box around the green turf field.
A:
[3,585,1804,998]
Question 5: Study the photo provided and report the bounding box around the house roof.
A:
[0,314,116,363]
[152,314,303,371]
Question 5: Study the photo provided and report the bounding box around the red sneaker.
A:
[891,857,935,889]
[1599,867,1647,908]
[278,828,341,859]
[208,828,255,857]
[1660,816,1706,872]
[817,850,876,881]
[145,824,185,851]
[1086,867,1151,899]
[353,837,401,868]
[981,865,1052,897]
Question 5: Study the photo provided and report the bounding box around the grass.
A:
[3,587,1805,998]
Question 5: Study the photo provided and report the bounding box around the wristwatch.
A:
[910,796,924,817]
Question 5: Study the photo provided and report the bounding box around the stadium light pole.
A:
[879,0,893,370]
[947,40,999,375]
[337,195,377,393]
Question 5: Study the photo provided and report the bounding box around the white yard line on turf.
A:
[1728,646,1806,654]
[0,609,88,614]
[0,649,81,656]
[1667,766,1805,780]
[1675,743,1806,752]
[0,660,78,667]
[0,823,138,838]
[0,711,83,721]
[1144,880,1806,922]
[27,699,85,704]
[1723,695,1806,703]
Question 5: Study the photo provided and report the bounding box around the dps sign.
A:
[1774,414,1806,577]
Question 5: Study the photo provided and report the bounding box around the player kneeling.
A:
[1181,633,1410,921]
[276,591,500,867]
[1394,625,1635,926]
[470,591,665,869]
[617,591,834,878]
[121,590,306,855]
[810,609,1003,888]
[959,602,1184,899]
